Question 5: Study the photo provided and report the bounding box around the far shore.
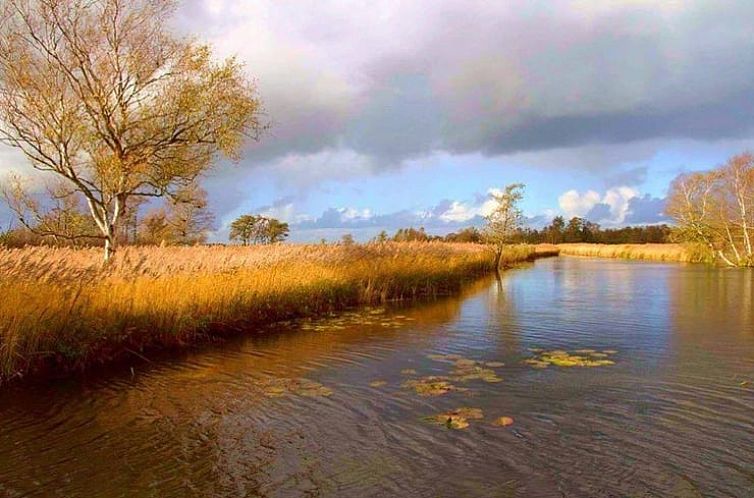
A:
[555,243,711,263]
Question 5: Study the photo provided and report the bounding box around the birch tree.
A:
[483,183,525,269]
[666,153,754,267]
[0,0,263,261]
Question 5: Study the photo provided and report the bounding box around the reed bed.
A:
[0,242,544,382]
[556,243,710,263]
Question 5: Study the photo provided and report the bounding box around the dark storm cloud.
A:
[585,203,613,223]
[623,195,669,225]
[175,0,754,170]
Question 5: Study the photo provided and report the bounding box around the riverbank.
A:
[0,243,555,384]
[555,243,711,263]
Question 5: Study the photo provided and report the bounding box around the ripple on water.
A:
[1,258,754,496]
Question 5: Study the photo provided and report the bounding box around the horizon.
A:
[3,0,754,242]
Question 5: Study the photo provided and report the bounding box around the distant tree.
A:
[483,183,525,269]
[392,227,431,242]
[341,233,355,245]
[564,217,585,243]
[229,215,288,245]
[3,176,101,245]
[372,230,389,243]
[444,227,483,243]
[229,215,261,246]
[546,216,565,243]
[265,218,289,243]
[139,209,171,245]
[164,184,214,245]
[117,197,147,246]
[0,0,264,261]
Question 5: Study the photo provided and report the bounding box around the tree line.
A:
[367,220,671,245]
[0,1,751,266]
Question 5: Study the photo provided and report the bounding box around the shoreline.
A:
[554,243,711,263]
[0,243,558,386]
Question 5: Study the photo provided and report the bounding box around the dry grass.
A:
[0,242,544,382]
[555,243,711,263]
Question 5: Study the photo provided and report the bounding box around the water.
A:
[1,257,753,497]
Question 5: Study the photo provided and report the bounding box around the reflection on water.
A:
[0,258,753,497]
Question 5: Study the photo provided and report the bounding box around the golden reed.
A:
[555,243,710,263]
[0,243,550,382]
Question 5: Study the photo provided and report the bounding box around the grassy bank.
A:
[0,242,549,383]
[556,243,712,263]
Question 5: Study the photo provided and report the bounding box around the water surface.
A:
[1,257,753,497]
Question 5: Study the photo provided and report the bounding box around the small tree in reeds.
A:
[667,153,754,267]
[483,183,525,270]
[0,0,264,262]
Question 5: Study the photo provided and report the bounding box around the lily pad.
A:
[260,377,333,398]
[402,376,463,396]
[525,349,617,368]
[424,407,484,430]
[492,416,514,427]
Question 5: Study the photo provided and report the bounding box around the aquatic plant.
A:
[402,376,466,396]
[424,407,484,430]
[425,354,505,383]
[491,416,514,427]
[524,349,617,368]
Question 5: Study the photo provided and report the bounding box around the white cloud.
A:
[438,201,476,222]
[559,186,639,223]
[558,189,602,218]
[602,186,640,223]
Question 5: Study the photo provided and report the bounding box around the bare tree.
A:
[667,153,754,267]
[0,0,263,261]
[2,173,101,245]
[483,183,525,269]
[163,182,214,245]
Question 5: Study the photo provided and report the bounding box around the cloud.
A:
[560,186,641,224]
[174,0,754,172]
[558,190,602,218]
[293,188,515,234]
[623,194,669,224]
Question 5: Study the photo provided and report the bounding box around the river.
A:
[1,257,753,497]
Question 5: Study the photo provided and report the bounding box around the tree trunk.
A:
[494,248,502,270]
[104,234,115,263]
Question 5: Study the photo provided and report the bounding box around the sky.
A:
[3,0,754,241]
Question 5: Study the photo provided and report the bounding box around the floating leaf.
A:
[454,358,477,367]
[524,359,550,369]
[260,377,333,398]
[402,376,463,396]
[485,361,505,368]
[492,416,514,427]
[369,380,387,387]
[401,368,418,375]
[525,349,617,368]
[424,407,484,430]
